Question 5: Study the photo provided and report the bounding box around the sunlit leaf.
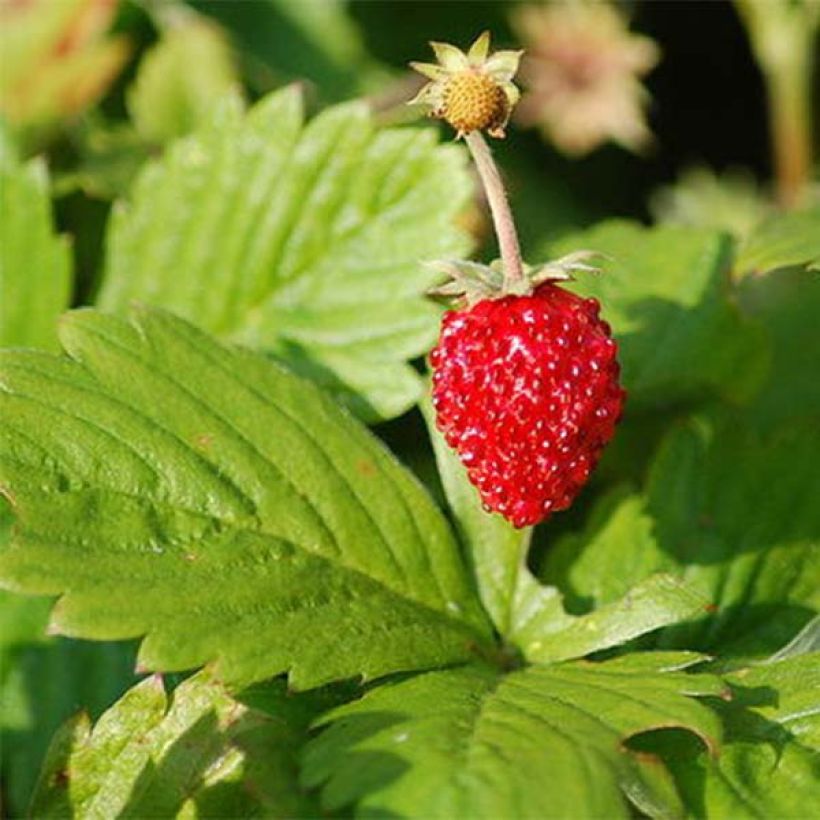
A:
[0,307,490,689]
[0,155,71,350]
[98,86,472,421]
[30,671,318,818]
[127,15,241,145]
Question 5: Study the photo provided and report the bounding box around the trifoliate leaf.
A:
[0,155,71,350]
[127,15,241,145]
[30,670,318,818]
[0,307,490,688]
[735,203,820,277]
[547,221,767,408]
[303,654,725,819]
[659,649,820,818]
[422,395,709,660]
[1,636,138,817]
[542,414,820,660]
[98,86,472,421]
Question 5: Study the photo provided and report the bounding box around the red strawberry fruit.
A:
[410,33,624,528]
[430,273,625,528]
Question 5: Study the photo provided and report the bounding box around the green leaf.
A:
[735,204,820,276]
[547,221,767,408]
[0,155,71,350]
[30,670,318,818]
[660,650,820,818]
[0,307,489,688]
[738,267,820,431]
[127,15,241,145]
[769,614,820,660]
[303,653,726,818]
[1,637,138,817]
[514,574,711,665]
[541,415,820,660]
[422,395,708,660]
[97,87,472,421]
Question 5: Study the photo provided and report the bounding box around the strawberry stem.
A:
[465,132,524,287]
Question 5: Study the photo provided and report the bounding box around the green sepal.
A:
[427,251,605,307]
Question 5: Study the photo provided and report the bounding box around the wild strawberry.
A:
[412,33,624,527]
[430,269,625,528]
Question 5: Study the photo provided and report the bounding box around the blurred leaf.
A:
[542,415,820,660]
[192,0,383,100]
[0,155,71,350]
[97,86,473,421]
[55,121,149,201]
[658,649,820,818]
[0,307,489,689]
[1,636,138,817]
[738,267,820,430]
[303,654,725,818]
[735,204,820,276]
[127,13,241,145]
[649,165,771,241]
[30,670,317,818]
[0,0,129,140]
[547,221,767,409]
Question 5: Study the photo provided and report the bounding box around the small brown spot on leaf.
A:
[194,433,214,450]
[356,459,377,477]
[703,602,719,613]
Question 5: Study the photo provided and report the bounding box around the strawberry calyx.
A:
[427,250,605,308]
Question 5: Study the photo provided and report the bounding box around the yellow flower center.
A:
[442,70,508,134]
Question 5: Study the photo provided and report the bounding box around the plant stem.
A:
[465,131,524,287]
[735,0,816,209]
[766,45,813,209]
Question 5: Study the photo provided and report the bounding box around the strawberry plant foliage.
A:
[30,671,318,818]
[0,152,71,351]
[547,221,767,409]
[648,631,820,816]
[1,637,138,816]
[542,413,820,660]
[735,203,820,277]
[0,307,490,688]
[303,654,725,818]
[97,85,473,422]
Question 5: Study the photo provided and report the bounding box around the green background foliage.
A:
[1,0,819,817]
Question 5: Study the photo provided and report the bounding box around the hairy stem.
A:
[465,131,524,286]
